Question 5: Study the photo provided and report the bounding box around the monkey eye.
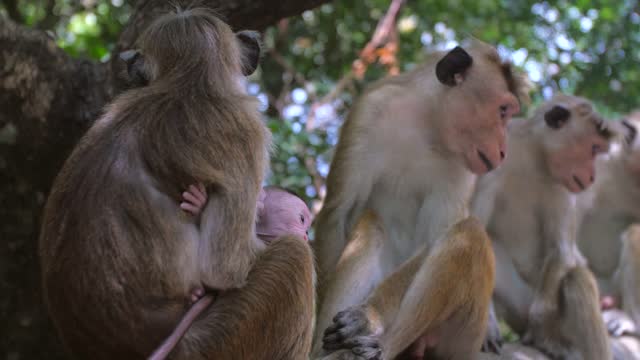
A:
[300,214,305,224]
[499,105,508,119]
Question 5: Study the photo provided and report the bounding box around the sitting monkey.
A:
[577,113,640,333]
[149,184,313,359]
[471,94,615,359]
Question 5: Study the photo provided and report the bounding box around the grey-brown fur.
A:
[39,8,314,359]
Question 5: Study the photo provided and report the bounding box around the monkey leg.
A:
[525,263,611,360]
[313,211,388,359]
[328,217,495,360]
[170,235,315,360]
[378,217,495,359]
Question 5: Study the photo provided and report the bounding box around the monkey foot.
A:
[188,286,205,305]
[480,329,503,354]
[323,306,382,360]
[323,337,382,360]
[603,309,637,337]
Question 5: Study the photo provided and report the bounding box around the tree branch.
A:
[306,0,405,131]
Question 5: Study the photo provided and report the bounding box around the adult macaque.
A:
[471,94,614,359]
[39,8,314,359]
[577,113,640,334]
[312,40,530,360]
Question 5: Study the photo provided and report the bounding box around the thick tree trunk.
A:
[0,0,330,358]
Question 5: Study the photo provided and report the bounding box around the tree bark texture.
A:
[0,0,331,358]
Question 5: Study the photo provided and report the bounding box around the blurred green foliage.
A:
[4,0,640,211]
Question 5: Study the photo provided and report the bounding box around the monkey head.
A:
[434,42,529,175]
[256,187,311,243]
[535,95,614,193]
[621,113,640,184]
[119,8,261,90]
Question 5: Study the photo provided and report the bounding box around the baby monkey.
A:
[182,183,311,303]
[181,183,311,242]
[149,183,312,360]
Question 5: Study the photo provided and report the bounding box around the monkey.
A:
[576,113,640,335]
[311,40,530,360]
[148,184,313,360]
[470,94,615,359]
[38,8,314,359]
[180,183,312,242]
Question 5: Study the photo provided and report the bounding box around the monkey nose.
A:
[500,151,505,160]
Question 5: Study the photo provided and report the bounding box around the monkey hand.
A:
[322,305,382,360]
[180,183,207,216]
[603,309,637,337]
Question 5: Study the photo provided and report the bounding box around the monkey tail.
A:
[560,265,612,360]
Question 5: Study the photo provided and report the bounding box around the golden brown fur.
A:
[39,8,314,359]
[312,40,529,360]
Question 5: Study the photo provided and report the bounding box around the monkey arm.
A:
[173,235,315,359]
[312,211,387,358]
[527,199,584,325]
[526,253,570,331]
[197,188,263,291]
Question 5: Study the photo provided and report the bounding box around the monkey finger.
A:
[352,345,382,360]
[183,191,203,207]
[180,202,200,215]
[197,182,206,196]
[186,186,205,203]
[189,184,207,203]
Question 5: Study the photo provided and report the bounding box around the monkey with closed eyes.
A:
[181,183,312,243]
[149,184,313,360]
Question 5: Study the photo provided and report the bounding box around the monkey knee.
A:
[255,235,315,284]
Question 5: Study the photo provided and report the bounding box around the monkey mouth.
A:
[572,175,585,191]
[477,150,494,172]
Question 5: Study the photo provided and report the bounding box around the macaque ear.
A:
[621,120,638,146]
[544,105,571,129]
[435,46,473,86]
[119,49,149,87]
[236,30,262,76]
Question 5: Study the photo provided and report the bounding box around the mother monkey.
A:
[39,8,314,359]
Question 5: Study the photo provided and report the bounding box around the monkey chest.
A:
[489,197,545,284]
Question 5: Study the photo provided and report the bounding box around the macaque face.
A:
[256,189,312,243]
[453,90,519,175]
[435,46,522,175]
[621,118,640,186]
[543,102,611,193]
